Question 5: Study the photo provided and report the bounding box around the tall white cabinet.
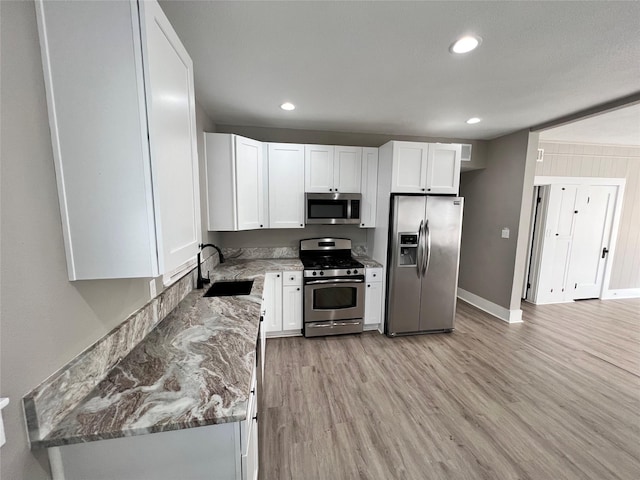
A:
[35,0,201,280]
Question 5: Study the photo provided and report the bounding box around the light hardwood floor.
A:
[259,298,640,480]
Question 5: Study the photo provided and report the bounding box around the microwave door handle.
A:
[416,220,424,278]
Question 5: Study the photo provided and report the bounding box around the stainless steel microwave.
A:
[305,193,361,225]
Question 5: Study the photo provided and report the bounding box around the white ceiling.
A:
[160,1,640,141]
[539,104,640,146]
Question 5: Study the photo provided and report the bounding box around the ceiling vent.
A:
[461,144,472,162]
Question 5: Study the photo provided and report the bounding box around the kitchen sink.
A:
[203,280,254,297]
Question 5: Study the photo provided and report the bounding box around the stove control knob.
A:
[347,270,351,275]
[320,271,324,276]
[312,271,317,276]
[353,269,358,275]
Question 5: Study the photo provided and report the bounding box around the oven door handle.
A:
[305,278,364,285]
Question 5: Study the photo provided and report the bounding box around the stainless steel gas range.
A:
[299,238,365,337]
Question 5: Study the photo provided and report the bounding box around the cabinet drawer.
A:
[366,268,383,283]
[282,270,302,286]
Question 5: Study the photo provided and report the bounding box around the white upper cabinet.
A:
[35,0,200,280]
[205,133,267,231]
[235,136,266,230]
[334,146,362,193]
[427,143,462,194]
[391,141,429,193]
[140,0,201,277]
[305,145,362,193]
[390,141,461,195]
[267,143,305,229]
[360,147,379,228]
[305,145,335,192]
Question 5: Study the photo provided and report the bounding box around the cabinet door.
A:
[263,273,283,333]
[140,0,201,278]
[305,145,335,192]
[268,144,305,228]
[35,0,159,279]
[365,281,383,326]
[242,415,259,480]
[235,136,266,230]
[282,285,303,331]
[360,148,378,228]
[426,144,461,194]
[334,146,362,193]
[391,142,429,193]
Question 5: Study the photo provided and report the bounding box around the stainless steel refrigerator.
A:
[386,195,464,336]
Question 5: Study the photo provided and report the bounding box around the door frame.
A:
[530,176,626,301]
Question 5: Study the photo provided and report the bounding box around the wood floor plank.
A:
[259,298,640,479]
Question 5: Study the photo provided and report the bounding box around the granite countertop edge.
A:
[36,259,303,449]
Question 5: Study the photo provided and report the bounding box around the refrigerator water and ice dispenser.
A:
[398,233,419,266]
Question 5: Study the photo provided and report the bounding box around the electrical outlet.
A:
[149,279,157,298]
[501,227,510,239]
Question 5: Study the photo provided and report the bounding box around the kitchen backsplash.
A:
[223,245,368,260]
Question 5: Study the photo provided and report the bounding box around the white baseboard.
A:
[363,324,380,332]
[602,288,640,300]
[457,288,523,324]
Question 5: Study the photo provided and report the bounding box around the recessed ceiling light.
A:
[450,35,482,54]
[280,102,295,111]
[466,117,481,124]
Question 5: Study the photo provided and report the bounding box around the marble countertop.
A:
[37,259,303,448]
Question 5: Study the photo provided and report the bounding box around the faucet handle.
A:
[203,271,210,285]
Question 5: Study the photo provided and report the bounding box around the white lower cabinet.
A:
[263,272,283,333]
[282,285,303,331]
[264,271,303,337]
[49,364,259,480]
[364,268,384,329]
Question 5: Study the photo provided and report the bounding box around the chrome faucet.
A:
[196,243,224,289]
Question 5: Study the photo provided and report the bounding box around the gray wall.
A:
[458,130,538,311]
[216,123,487,151]
[0,3,214,478]
[536,141,640,290]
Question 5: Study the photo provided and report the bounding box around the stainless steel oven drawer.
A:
[304,319,363,337]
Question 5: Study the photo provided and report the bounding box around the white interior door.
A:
[534,185,579,303]
[568,186,617,299]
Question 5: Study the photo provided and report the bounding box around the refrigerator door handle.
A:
[423,220,432,276]
[416,220,424,278]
